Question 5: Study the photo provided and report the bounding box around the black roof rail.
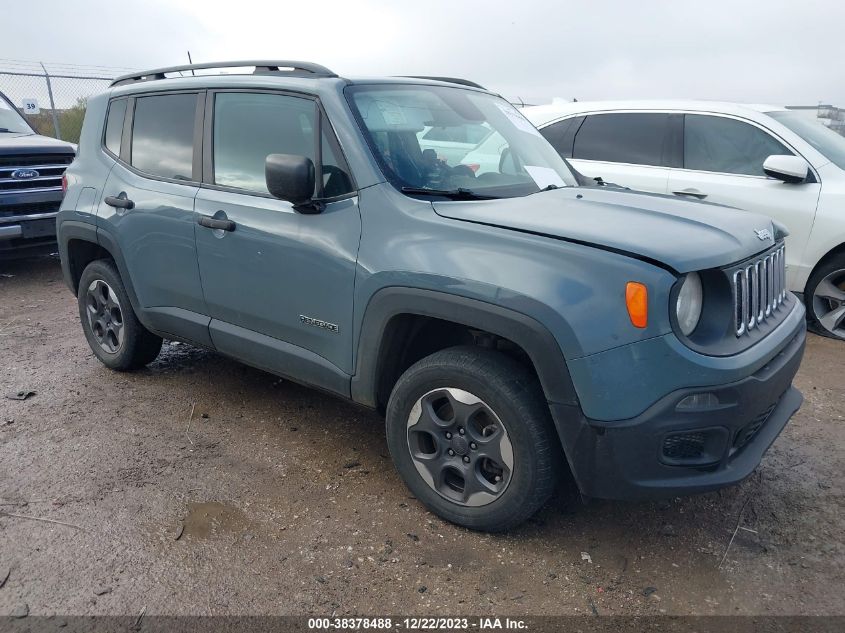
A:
[400,76,486,90]
[110,60,337,87]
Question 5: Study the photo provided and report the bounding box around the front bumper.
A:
[0,219,58,257]
[551,326,805,500]
[0,199,60,257]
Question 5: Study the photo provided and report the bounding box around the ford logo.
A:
[11,169,40,180]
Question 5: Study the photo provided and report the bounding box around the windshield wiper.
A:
[400,187,497,200]
[0,128,16,133]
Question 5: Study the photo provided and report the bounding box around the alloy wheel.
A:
[812,269,845,339]
[406,387,514,507]
[85,279,126,354]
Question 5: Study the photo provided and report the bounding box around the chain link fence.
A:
[0,60,134,144]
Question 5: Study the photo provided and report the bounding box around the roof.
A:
[522,99,788,125]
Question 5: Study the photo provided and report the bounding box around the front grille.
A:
[0,200,61,219]
[0,154,73,194]
[733,403,777,451]
[0,154,74,167]
[732,244,786,337]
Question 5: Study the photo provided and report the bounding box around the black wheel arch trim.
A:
[351,287,580,409]
[58,220,100,293]
[58,222,147,331]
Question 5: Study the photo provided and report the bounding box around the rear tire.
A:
[386,346,559,532]
[804,253,845,341]
[77,259,162,370]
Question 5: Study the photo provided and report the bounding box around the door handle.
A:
[672,188,707,200]
[104,192,135,209]
[197,214,236,232]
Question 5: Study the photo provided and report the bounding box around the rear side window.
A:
[573,113,670,166]
[684,114,792,176]
[540,117,580,158]
[104,99,127,156]
[131,93,196,180]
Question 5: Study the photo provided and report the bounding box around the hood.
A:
[0,132,76,155]
[432,187,778,273]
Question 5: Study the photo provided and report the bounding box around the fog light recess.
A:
[660,426,729,467]
[676,392,719,411]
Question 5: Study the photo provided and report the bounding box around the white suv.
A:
[523,100,845,340]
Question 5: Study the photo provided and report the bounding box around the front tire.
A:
[77,259,163,370]
[805,254,845,340]
[386,346,559,532]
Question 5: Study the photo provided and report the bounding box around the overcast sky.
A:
[3,0,844,106]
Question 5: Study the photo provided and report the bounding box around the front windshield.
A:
[346,84,577,198]
[0,94,33,134]
[768,110,845,170]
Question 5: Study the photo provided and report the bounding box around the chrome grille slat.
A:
[774,250,780,307]
[0,175,63,184]
[734,271,745,336]
[762,256,769,318]
[732,245,786,337]
[747,264,757,330]
[0,164,71,174]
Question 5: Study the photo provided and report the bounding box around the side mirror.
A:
[265,154,316,207]
[763,155,810,184]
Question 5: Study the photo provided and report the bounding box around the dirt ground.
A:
[0,256,843,618]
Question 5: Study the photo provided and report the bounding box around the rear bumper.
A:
[551,326,805,500]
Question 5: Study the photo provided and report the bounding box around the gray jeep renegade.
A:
[57,61,806,531]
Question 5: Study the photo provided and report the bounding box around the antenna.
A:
[187,51,195,76]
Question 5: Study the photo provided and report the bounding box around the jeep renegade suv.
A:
[57,61,806,531]
[1,89,75,257]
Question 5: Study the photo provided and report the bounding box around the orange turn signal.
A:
[625,282,648,328]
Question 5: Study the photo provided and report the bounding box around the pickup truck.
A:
[1,89,75,258]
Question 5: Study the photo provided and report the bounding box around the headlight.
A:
[676,272,703,336]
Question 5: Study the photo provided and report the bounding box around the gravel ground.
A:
[0,256,843,617]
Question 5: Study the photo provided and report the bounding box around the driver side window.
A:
[212,93,354,198]
[213,92,317,194]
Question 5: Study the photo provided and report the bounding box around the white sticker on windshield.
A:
[524,166,565,190]
[376,100,407,126]
[494,102,542,136]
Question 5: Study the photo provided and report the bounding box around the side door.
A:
[545,112,677,193]
[195,90,360,394]
[667,114,822,287]
[97,91,211,346]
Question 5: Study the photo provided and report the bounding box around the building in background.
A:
[785,104,845,137]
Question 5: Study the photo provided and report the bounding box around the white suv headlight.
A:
[676,272,703,336]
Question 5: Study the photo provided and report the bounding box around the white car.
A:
[416,122,494,166]
[461,130,506,175]
[523,100,845,340]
